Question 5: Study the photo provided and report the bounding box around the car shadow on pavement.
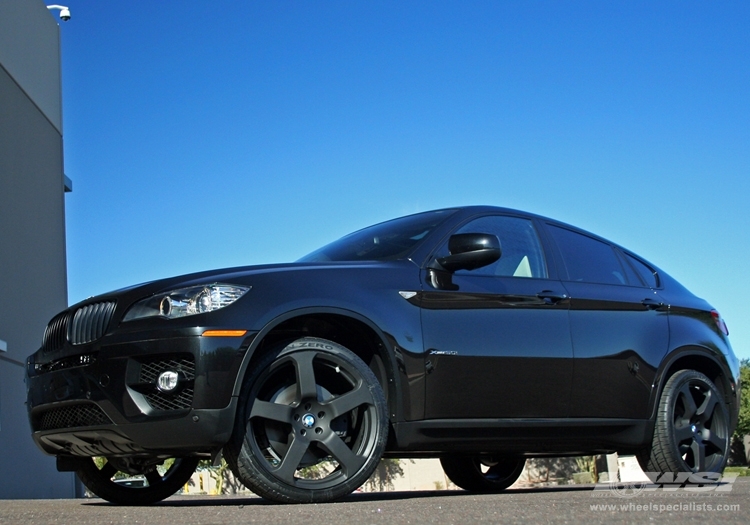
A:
[81,485,597,507]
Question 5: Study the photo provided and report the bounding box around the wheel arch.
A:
[649,345,739,429]
[231,307,401,423]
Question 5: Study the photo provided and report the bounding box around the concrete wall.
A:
[0,0,76,498]
[0,0,63,133]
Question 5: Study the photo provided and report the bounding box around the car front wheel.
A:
[641,369,730,479]
[440,456,525,492]
[225,337,389,503]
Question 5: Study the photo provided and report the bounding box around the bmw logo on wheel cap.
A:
[302,414,315,428]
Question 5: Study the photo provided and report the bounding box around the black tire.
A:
[224,337,389,503]
[641,370,730,481]
[76,456,199,505]
[440,456,525,492]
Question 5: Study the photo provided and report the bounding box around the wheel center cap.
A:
[302,414,316,428]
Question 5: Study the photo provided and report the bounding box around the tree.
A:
[730,359,750,465]
[524,457,579,484]
[735,360,750,437]
[194,458,246,495]
[362,459,407,492]
[574,456,599,483]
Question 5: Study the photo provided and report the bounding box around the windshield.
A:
[300,209,457,262]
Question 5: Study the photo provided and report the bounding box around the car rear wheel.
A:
[225,337,388,503]
[641,370,730,480]
[75,456,199,505]
[440,456,525,492]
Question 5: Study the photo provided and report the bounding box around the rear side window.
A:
[625,253,659,288]
[547,225,627,285]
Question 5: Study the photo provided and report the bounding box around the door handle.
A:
[641,298,664,310]
[537,290,568,305]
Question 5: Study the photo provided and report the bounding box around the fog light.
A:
[157,370,179,392]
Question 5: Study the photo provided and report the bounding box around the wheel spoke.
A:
[690,438,706,471]
[145,469,162,487]
[291,352,318,402]
[319,433,366,477]
[704,431,726,453]
[695,390,719,424]
[250,399,294,423]
[677,384,698,419]
[272,435,309,484]
[325,382,372,418]
[99,461,117,480]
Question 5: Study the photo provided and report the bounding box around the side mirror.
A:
[436,233,501,272]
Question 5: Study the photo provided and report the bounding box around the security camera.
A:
[47,5,71,22]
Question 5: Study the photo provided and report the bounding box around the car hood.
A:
[71,260,417,310]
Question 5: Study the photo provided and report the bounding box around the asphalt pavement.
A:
[1,477,748,525]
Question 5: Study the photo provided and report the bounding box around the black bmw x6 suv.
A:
[26,206,740,504]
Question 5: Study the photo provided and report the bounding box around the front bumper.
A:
[26,329,256,457]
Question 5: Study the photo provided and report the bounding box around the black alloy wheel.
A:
[440,456,525,492]
[642,369,730,479]
[225,337,388,503]
[75,456,199,505]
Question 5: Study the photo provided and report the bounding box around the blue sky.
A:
[57,1,749,360]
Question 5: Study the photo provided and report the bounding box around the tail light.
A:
[711,310,729,336]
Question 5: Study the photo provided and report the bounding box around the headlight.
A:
[123,284,250,321]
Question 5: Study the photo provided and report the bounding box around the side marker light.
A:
[202,330,248,337]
